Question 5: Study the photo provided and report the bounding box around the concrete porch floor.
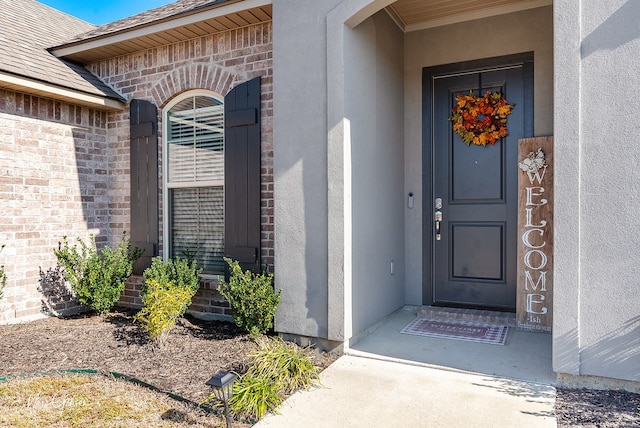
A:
[346,305,555,385]
[257,306,556,427]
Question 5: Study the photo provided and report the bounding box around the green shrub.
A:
[137,257,201,344]
[143,256,201,296]
[0,244,6,300]
[134,279,197,344]
[53,233,142,314]
[218,258,280,337]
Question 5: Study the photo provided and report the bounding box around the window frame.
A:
[162,89,226,275]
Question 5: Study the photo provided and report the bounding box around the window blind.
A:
[166,96,225,273]
[168,104,224,184]
[169,187,225,272]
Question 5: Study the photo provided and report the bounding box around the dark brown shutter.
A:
[224,77,261,272]
[130,99,159,274]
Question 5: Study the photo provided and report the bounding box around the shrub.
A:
[137,257,201,344]
[54,233,142,314]
[0,244,6,300]
[134,279,197,344]
[218,258,280,337]
[143,256,201,296]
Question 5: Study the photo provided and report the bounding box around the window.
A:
[164,92,225,273]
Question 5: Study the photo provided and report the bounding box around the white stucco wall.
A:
[272,0,343,340]
[555,0,640,383]
[345,11,405,337]
[403,6,554,304]
[274,0,405,343]
[273,0,640,385]
[273,1,554,345]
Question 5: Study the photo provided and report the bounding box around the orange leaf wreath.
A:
[449,90,514,146]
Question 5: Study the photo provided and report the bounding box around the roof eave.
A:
[50,0,271,59]
[0,72,126,111]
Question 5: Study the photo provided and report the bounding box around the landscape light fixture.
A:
[206,371,237,428]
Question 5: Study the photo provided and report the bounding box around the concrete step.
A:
[416,306,517,327]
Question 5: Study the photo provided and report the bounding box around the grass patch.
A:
[247,336,320,394]
[221,337,320,420]
[0,374,220,427]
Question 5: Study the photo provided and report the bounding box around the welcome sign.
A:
[517,137,553,332]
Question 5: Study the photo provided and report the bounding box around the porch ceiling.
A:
[386,0,551,31]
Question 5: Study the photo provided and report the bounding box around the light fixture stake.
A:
[206,371,237,428]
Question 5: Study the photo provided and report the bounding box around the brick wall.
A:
[88,21,274,318]
[0,22,274,323]
[0,90,110,322]
[121,275,232,321]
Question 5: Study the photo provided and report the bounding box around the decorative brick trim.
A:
[151,63,232,107]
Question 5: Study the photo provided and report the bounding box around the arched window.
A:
[164,92,225,273]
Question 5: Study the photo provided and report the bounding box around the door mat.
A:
[401,318,509,345]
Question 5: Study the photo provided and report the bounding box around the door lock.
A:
[435,210,442,241]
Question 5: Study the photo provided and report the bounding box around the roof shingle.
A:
[0,0,124,101]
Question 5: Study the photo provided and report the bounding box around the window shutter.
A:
[224,77,261,272]
[130,99,159,274]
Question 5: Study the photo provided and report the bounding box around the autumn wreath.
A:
[449,90,514,146]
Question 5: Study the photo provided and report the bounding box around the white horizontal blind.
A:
[170,187,225,272]
[168,104,224,184]
[166,95,224,273]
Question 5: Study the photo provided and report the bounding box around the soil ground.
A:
[0,309,638,427]
[0,309,258,404]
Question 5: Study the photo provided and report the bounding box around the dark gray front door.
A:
[424,54,533,310]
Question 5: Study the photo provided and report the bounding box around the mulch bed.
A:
[1,308,639,427]
[0,309,258,404]
[555,387,640,427]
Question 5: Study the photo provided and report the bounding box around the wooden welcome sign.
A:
[516,136,553,332]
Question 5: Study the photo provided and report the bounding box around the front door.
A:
[423,54,533,311]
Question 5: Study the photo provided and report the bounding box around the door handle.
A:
[435,210,442,241]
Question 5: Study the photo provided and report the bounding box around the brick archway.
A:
[150,63,233,108]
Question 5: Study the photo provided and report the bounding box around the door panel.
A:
[452,139,504,202]
[427,60,531,311]
[451,223,504,281]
